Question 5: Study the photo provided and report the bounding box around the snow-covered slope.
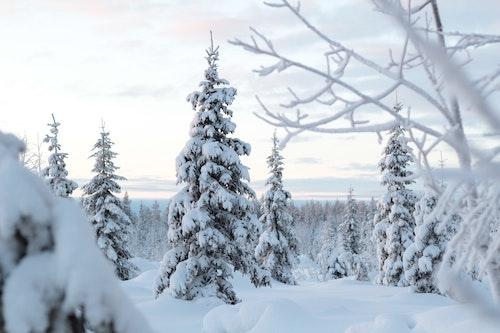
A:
[122,259,499,333]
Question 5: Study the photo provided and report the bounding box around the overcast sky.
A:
[0,0,498,199]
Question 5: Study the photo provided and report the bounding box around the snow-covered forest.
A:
[1,0,499,332]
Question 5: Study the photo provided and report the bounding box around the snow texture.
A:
[123,258,499,333]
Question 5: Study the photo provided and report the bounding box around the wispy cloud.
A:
[109,85,173,99]
[290,157,322,165]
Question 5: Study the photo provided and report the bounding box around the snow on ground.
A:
[121,259,499,333]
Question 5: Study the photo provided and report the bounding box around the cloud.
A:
[74,176,179,194]
[290,157,322,165]
[253,176,384,199]
[335,162,378,173]
[74,175,384,200]
[123,176,179,192]
[109,85,173,99]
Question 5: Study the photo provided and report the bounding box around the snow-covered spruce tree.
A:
[122,191,135,223]
[403,189,439,293]
[82,125,136,280]
[359,197,377,273]
[147,201,168,260]
[255,132,298,284]
[0,131,153,333]
[154,35,270,304]
[338,188,368,280]
[404,188,460,293]
[133,202,152,258]
[373,103,416,287]
[122,191,138,251]
[42,114,77,197]
[318,220,348,280]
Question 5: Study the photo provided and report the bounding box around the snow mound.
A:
[203,298,327,333]
[346,314,415,333]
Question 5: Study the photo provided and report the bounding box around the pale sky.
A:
[0,0,498,199]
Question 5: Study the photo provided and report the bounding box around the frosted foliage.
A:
[337,190,368,280]
[0,131,153,333]
[318,222,348,280]
[373,104,416,287]
[403,189,459,294]
[130,202,169,260]
[255,133,298,285]
[439,183,500,302]
[42,115,77,197]
[81,128,136,280]
[155,39,269,305]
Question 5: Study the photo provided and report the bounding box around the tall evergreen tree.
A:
[154,34,269,304]
[82,125,136,280]
[42,114,77,197]
[255,132,298,284]
[373,103,416,286]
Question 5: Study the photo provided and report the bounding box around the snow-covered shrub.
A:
[255,132,298,285]
[0,131,152,333]
[373,103,416,287]
[42,114,77,197]
[82,126,136,280]
[154,36,270,304]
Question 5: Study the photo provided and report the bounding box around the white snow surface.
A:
[123,258,499,333]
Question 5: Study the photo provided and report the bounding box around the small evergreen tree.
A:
[373,103,416,287]
[255,132,298,285]
[122,191,138,252]
[338,188,368,280]
[82,125,136,280]
[359,197,377,273]
[339,188,361,255]
[154,34,270,304]
[147,201,168,260]
[318,219,348,280]
[122,191,135,222]
[42,114,77,197]
[131,202,153,258]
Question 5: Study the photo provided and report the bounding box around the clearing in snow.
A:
[123,258,499,333]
